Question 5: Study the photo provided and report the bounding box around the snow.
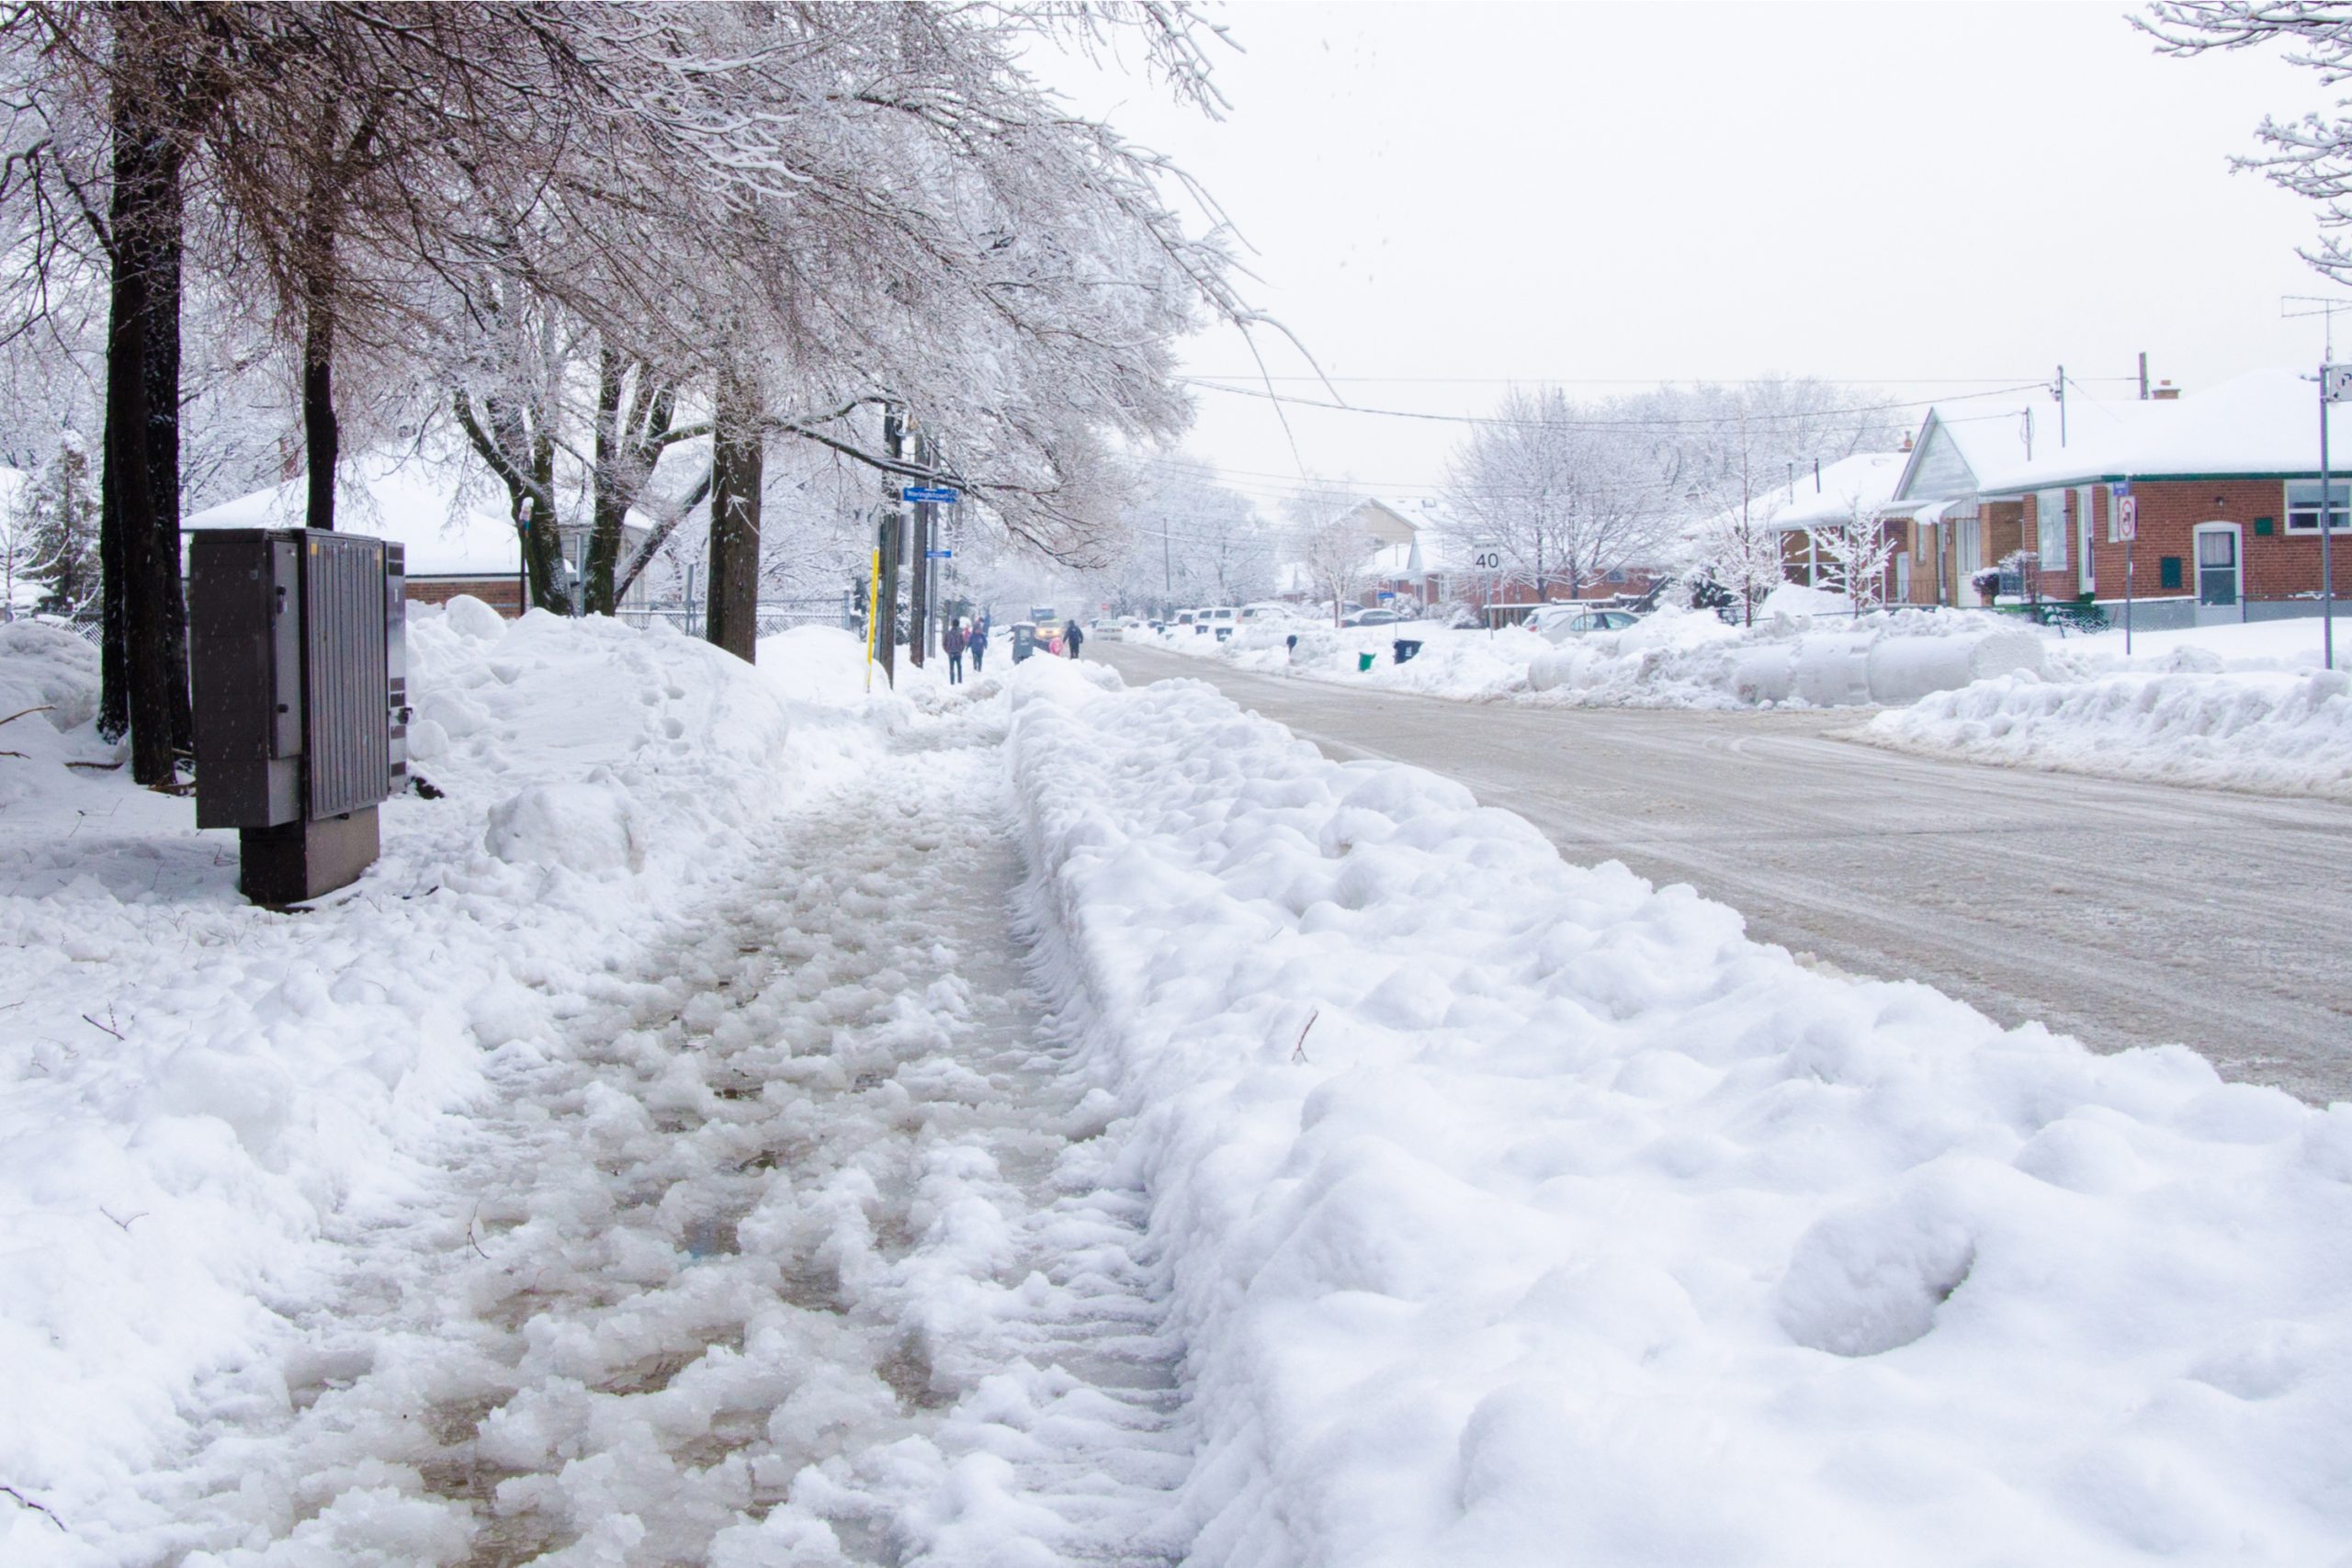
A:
[1146,604,2051,712]
[1862,615,2352,797]
[1006,658,2352,1565]
[1974,367,2333,494]
[9,602,2351,1562]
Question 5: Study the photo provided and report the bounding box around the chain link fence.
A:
[619,595,861,640]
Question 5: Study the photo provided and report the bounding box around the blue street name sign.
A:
[925,549,953,559]
[901,485,960,504]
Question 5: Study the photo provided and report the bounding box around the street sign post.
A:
[1472,539,1502,635]
[901,485,959,505]
[2324,366,2347,670]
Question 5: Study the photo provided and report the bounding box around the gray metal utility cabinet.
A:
[188,529,408,905]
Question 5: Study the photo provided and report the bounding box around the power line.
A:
[1182,374,2135,387]
[1179,378,2052,430]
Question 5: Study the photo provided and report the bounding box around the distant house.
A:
[1747,451,1915,601]
[1879,393,2078,608]
[184,449,654,618]
[1966,368,2351,628]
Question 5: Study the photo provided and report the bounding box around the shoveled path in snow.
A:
[1101,641,2352,1103]
[144,705,1189,1566]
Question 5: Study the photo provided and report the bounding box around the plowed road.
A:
[1098,641,2352,1104]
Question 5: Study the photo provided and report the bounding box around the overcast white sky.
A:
[1063,2,2352,514]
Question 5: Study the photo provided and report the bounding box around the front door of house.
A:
[2194,523,2242,626]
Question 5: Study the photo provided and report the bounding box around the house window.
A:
[2036,491,2068,570]
[2160,556,2183,591]
[2286,479,2351,532]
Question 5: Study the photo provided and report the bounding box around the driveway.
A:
[1097,641,2352,1103]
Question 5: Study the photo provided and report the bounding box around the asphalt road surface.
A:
[1097,640,2352,1105]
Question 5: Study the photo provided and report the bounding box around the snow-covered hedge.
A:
[0,604,810,1558]
[1866,666,2352,799]
[1149,605,2050,711]
[1005,658,2352,1564]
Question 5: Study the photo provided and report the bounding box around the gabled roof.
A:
[1889,394,2067,506]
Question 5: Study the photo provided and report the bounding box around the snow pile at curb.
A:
[1864,665,2352,799]
[0,603,816,1558]
[1149,606,2048,711]
[1005,660,2352,1564]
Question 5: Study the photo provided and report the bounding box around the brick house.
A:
[1970,368,2352,629]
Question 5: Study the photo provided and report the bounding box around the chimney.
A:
[1901,432,1915,452]
[2152,379,2181,401]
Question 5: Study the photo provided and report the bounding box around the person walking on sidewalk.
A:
[1064,619,1086,660]
[967,618,989,673]
[944,619,967,684]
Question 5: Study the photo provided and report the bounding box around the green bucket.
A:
[1357,651,1375,672]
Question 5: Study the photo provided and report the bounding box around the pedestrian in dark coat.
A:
[1065,620,1086,660]
[944,620,967,684]
[967,620,989,672]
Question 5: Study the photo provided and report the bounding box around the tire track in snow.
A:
[147,703,1191,1567]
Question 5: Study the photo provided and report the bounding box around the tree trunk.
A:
[103,98,184,784]
[584,349,626,616]
[300,202,338,532]
[705,366,763,662]
[97,406,126,741]
[146,158,189,752]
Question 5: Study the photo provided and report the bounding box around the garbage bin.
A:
[1357,651,1376,672]
[1012,623,1037,662]
[1393,638,1423,664]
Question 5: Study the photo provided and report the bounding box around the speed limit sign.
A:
[1472,540,1503,570]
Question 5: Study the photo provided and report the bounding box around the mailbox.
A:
[188,529,406,905]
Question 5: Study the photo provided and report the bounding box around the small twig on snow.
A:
[0,1483,66,1531]
[79,1009,124,1042]
[1292,1007,1319,1065]
[97,1207,144,1233]
[466,1202,490,1260]
[0,704,53,729]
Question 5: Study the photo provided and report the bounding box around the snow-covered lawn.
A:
[7,607,2351,1563]
[1012,659,2352,1564]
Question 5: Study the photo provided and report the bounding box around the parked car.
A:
[1238,602,1296,626]
[1530,606,1640,641]
[1341,607,1407,627]
[1093,618,1124,642]
[1196,605,1238,637]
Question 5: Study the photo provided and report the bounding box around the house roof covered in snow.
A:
[1972,367,2330,495]
[1748,451,1909,530]
[1886,391,2081,509]
[184,446,684,579]
[186,450,525,577]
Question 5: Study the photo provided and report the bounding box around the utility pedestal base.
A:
[240,808,380,907]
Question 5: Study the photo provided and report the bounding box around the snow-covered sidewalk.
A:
[1009,658,2352,1565]
[0,614,1186,1566]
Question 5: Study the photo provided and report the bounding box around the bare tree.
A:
[1808,499,1898,615]
[1444,387,1668,602]
[1283,479,1371,625]
[2142,4,2352,281]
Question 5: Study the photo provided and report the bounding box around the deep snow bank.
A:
[1154,605,2048,710]
[1005,658,2352,1566]
[1864,665,2352,799]
[0,604,823,1561]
